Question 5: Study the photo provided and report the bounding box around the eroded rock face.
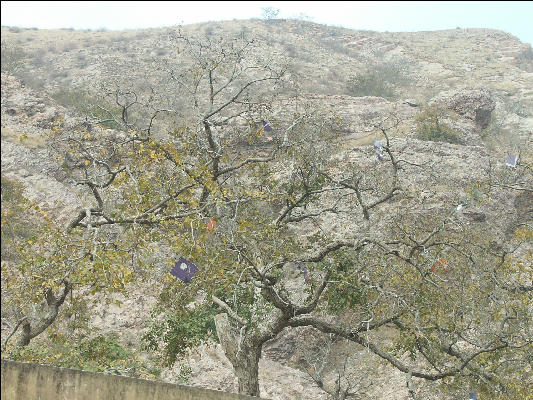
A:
[430,87,495,129]
[514,191,533,221]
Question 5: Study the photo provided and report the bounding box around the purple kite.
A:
[301,266,310,283]
[261,120,273,133]
[171,256,199,283]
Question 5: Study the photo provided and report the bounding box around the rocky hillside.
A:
[1,20,532,399]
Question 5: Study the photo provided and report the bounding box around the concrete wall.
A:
[1,359,264,400]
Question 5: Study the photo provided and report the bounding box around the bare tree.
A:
[261,7,280,20]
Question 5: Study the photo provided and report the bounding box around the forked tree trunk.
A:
[214,313,262,397]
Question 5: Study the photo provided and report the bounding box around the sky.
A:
[1,1,532,45]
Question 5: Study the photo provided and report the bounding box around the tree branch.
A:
[212,295,246,326]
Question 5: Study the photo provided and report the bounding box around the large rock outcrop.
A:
[430,87,495,129]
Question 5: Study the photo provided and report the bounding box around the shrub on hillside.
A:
[1,41,26,75]
[51,88,122,130]
[515,45,533,72]
[347,71,395,99]
[415,105,462,144]
[346,57,410,100]
[15,68,46,90]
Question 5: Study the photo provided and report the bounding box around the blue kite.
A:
[505,154,518,167]
[292,262,310,283]
[374,139,384,161]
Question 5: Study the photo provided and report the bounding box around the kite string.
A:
[233,266,253,310]
[189,219,196,259]
[361,314,374,354]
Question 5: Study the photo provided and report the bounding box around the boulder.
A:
[430,87,495,129]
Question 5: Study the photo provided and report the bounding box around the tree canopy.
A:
[1,30,532,399]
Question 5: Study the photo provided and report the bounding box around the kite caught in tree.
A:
[292,262,310,283]
[430,258,448,273]
[505,154,518,168]
[374,139,384,161]
[203,217,217,233]
[254,120,274,142]
[171,257,199,283]
[261,119,273,133]
[301,266,310,283]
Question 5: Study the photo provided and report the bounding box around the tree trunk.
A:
[233,344,261,396]
[16,282,71,347]
[214,313,262,397]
